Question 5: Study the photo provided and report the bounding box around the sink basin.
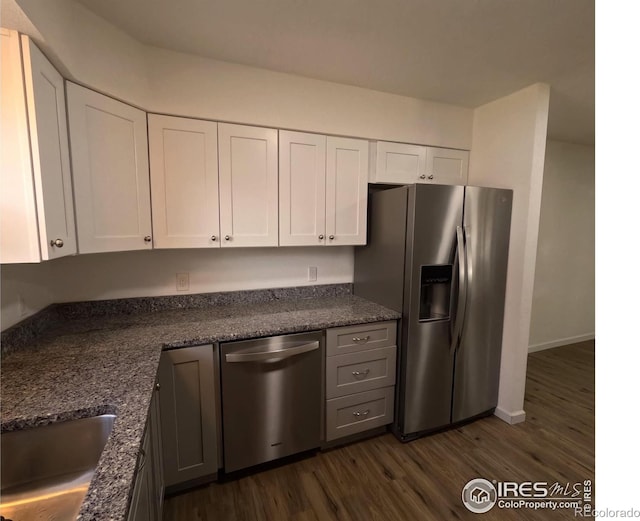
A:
[0,414,116,521]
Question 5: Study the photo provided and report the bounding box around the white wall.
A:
[0,247,354,328]
[529,140,595,351]
[48,247,354,302]
[14,0,149,106]
[144,47,472,149]
[1,263,54,329]
[14,0,473,149]
[469,83,550,425]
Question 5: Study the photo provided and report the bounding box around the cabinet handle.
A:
[155,382,161,390]
[329,235,335,240]
[428,174,434,180]
[352,369,370,379]
[211,235,217,241]
[352,336,370,344]
[225,235,231,241]
[419,174,426,179]
[144,236,152,243]
[50,239,64,248]
[319,234,324,240]
[352,409,370,418]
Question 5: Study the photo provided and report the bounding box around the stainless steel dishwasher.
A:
[220,331,323,473]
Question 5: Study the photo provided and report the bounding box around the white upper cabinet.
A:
[218,123,278,247]
[370,141,469,186]
[1,31,76,263]
[425,146,469,185]
[371,141,426,185]
[148,115,220,249]
[279,132,368,247]
[326,137,368,246]
[279,131,326,246]
[67,82,152,253]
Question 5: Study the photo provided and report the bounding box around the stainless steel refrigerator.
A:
[354,184,512,441]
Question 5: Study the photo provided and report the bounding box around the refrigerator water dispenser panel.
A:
[419,264,453,322]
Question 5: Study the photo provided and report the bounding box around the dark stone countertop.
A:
[0,294,400,521]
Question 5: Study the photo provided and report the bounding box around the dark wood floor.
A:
[163,340,595,521]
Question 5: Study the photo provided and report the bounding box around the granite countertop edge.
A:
[0,294,400,521]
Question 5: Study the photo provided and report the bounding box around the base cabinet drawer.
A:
[326,321,397,356]
[326,346,396,399]
[326,386,394,441]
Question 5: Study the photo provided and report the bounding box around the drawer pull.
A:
[352,336,370,344]
[352,409,370,419]
[351,369,370,379]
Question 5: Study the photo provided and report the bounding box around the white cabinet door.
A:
[218,123,278,247]
[67,82,152,253]
[1,29,39,263]
[1,31,76,263]
[22,36,76,260]
[326,137,368,246]
[371,141,426,184]
[424,146,469,185]
[279,131,326,246]
[149,115,220,249]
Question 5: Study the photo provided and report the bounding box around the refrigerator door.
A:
[400,184,464,436]
[452,186,512,422]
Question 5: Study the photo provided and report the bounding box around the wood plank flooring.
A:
[163,340,595,520]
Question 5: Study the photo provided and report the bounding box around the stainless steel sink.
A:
[0,414,116,521]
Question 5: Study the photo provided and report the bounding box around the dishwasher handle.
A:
[225,341,319,363]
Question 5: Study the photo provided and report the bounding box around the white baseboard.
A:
[528,332,595,353]
[494,407,526,425]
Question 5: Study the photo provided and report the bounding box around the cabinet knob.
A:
[144,236,152,243]
[50,238,64,248]
[428,174,434,180]
[419,174,426,179]
[156,382,161,390]
[352,369,370,378]
[329,235,335,240]
[225,235,231,241]
[319,234,324,240]
[211,235,217,241]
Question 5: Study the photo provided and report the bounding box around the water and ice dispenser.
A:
[419,264,453,321]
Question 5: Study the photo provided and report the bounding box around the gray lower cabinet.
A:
[326,386,395,441]
[150,384,164,516]
[128,386,163,521]
[325,321,397,442]
[158,344,220,489]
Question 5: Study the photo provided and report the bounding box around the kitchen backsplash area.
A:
[0,246,354,331]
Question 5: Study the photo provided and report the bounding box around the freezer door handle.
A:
[225,341,319,363]
[451,226,468,352]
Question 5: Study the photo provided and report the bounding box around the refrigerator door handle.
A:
[450,226,467,352]
[457,225,472,352]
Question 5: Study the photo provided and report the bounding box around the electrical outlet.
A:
[308,266,317,282]
[176,272,190,291]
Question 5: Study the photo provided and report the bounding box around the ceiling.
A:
[77,0,594,144]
